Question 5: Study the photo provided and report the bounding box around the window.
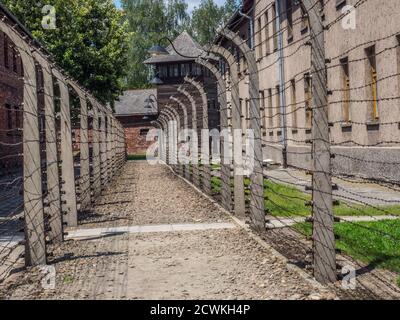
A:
[268,89,273,127]
[257,17,263,59]
[247,20,253,49]
[208,100,216,110]
[264,12,270,56]
[140,128,150,136]
[193,64,202,76]
[272,3,278,51]
[260,91,266,134]
[340,57,351,122]
[239,98,245,130]
[290,79,297,128]
[301,6,309,33]
[275,85,281,129]
[304,73,312,128]
[4,35,9,68]
[180,63,190,76]
[172,64,179,77]
[159,65,168,78]
[12,48,18,73]
[286,0,293,41]
[6,104,13,129]
[366,46,378,120]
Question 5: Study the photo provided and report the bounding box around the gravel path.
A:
[78,161,229,228]
[0,161,336,300]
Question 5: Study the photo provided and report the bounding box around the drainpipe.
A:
[238,5,254,50]
[276,0,288,167]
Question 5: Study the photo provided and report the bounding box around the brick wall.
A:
[0,31,24,176]
[124,125,156,155]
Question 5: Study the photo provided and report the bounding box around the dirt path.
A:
[0,161,336,300]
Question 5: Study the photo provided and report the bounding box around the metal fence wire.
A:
[156,0,400,297]
[0,7,126,282]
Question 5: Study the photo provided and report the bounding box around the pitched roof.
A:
[114,89,158,116]
[144,31,203,64]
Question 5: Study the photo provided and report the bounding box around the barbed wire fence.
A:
[156,0,400,297]
[0,7,126,282]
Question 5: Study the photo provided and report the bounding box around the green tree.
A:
[222,0,239,23]
[190,0,239,45]
[121,0,190,88]
[2,0,128,106]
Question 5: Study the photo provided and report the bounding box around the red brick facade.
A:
[116,115,156,155]
[124,125,154,155]
[0,31,24,175]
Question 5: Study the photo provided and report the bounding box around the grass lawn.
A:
[127,154,147,161]
[294,220,400,277]
[210,175,400,217]
[211,173,400,284]
[211,176,222,193]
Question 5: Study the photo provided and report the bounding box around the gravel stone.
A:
[0,162,337,300]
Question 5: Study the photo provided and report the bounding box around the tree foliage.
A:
[121,0,190,89]
[2,0,129,106]
[190,0,238,45]
[122,0,239,89]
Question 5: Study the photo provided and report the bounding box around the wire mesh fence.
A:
[156,0,400,296]
[0,7,126,282]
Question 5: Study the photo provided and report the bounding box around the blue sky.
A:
[114,0,226,14]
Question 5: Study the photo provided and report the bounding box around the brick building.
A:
[216,0,400,181]
[118,31,220,157]
[144,31,220,131]
[0,30,24,176]
[114,89,158,155]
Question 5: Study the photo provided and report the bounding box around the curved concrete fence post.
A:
[110,117,116,178]
[165,105,181,173]
[119,122,126,169]
[99,108,107,189]
[106,113,112,183]
[68,83,91,211]
[170,96,189,179]
[195,57,232,212]
[115,122,120,169]
[164,107,179,170]
[168,99,185,176]
[206,45,246,217]
[53,70,78,228]
[154,120,166,162]
[177,87,200,187]
[184,77,212,196]
[89,100,101,198]
[159,115,170,163]
[33,53,63,244]
[164,109,178,167]
[220,28,265,232]
[0,21,46,265]
[159,115,167,163]
[115,121,121,170]
[114,120,119,174]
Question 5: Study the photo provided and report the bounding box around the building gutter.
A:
[238,5,254,49]
[276,0,288,167]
